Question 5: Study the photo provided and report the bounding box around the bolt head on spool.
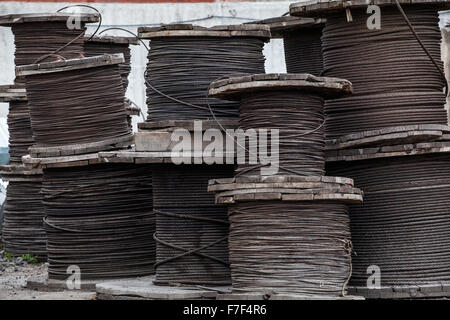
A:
[138,23,271,41]
[0,12,100,27]
[208,73,352,101]
[248,16,325,38]
[289,0,450,17]
[208,175,363,205]
[0,85,27,102]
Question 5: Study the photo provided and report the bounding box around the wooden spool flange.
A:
[249,16,325,38]
[0,12,99,26]
[138,24,271,41]
[326,124,450,151]
[208,175,363,205]
[85,35,139,45]
[208,73,352,101]
[0,164,43,182]
[289,0,450,17]
[16,53,125,77]
[0,85,27,102]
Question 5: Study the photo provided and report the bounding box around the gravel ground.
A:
[0,249,96,300]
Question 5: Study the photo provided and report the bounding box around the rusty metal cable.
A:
[326,153,450,286]
[152,164,233,286]
[236,91,325,177]
[7,100,35,163]
[145,37,266,121]
[321,6,447,139]
[1,179,46,261]
[228,201,352,296]
[284,27,323,76]
[25,64,130,147]
[42,164,155,280]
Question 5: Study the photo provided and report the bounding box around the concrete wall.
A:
[0,1,294,128]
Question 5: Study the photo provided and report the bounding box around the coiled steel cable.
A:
[7,100,35,163]
[321,6,447,139]
[152,164,233,285]
[11,22,85,84]
[236,91,325,177]
[284,27,323,76]
[84,41,132,91]
[228,201,352,296]
[1,180,46,261]
[326,154,450,286]
[25,65,130,147]
[42,164,155,280]
[145,37,266,121]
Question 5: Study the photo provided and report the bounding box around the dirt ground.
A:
[0,250,95,300]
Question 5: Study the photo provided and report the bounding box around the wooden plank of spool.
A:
[208,73,352,100]
[138,120,238,132]
[289,0,450,17]
[15,53,125,77]
[0,173,43,182]
[85,35,139,45]
[138,24,271,40]
[0,12,99,26]
[249,16,326,38]
[326,141,450,162]
[349,282,450,299]
[29,134,134,158]
[326,124,450,150]
[208,175,363,204]
[22,152,103,169]
[0,85,27,102]
[217,293,363,300]
[0,164,43,176]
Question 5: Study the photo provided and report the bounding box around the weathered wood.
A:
[85,35,139,45]
[0,164,42,175]
[326,141,450,162]
[29,134,133,158]
[209,73,352,100]
[218,293,363,300]
[289,0,450,17]
[348,282,450,299]
[22,153,101,169]
[249,16,325,38]
[138,119,238,132]
[0,85,27,102]
[138,24,271,40]
[16,53,125,77]
[0,12,99,26]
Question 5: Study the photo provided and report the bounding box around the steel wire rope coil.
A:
[227,201,351,296]
[321,6,447,139]
[145,37,266,121]
[326,153,450,287]
[1,179,46,261]
[11,22,86,84]
[42,164,155,280]
[152,164,234,285]
[25,64,131,147]
[84,41,132,91]
[236,91,325,177]
[7,100,35,164]
[284,27,323,75]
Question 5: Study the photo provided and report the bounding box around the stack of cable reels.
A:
[251,16,325,76]
[16,53,133,159]
[84,35,140,131]
[0,12,99,84]
[290,0,450,299]
[138,24,270,121]
[125,23,271,288]
[17,54,155,282]
[0,86,45,261]
[208,74,364,299]
[290,0,450,140]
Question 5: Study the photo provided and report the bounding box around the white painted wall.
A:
[0,1,294,126]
